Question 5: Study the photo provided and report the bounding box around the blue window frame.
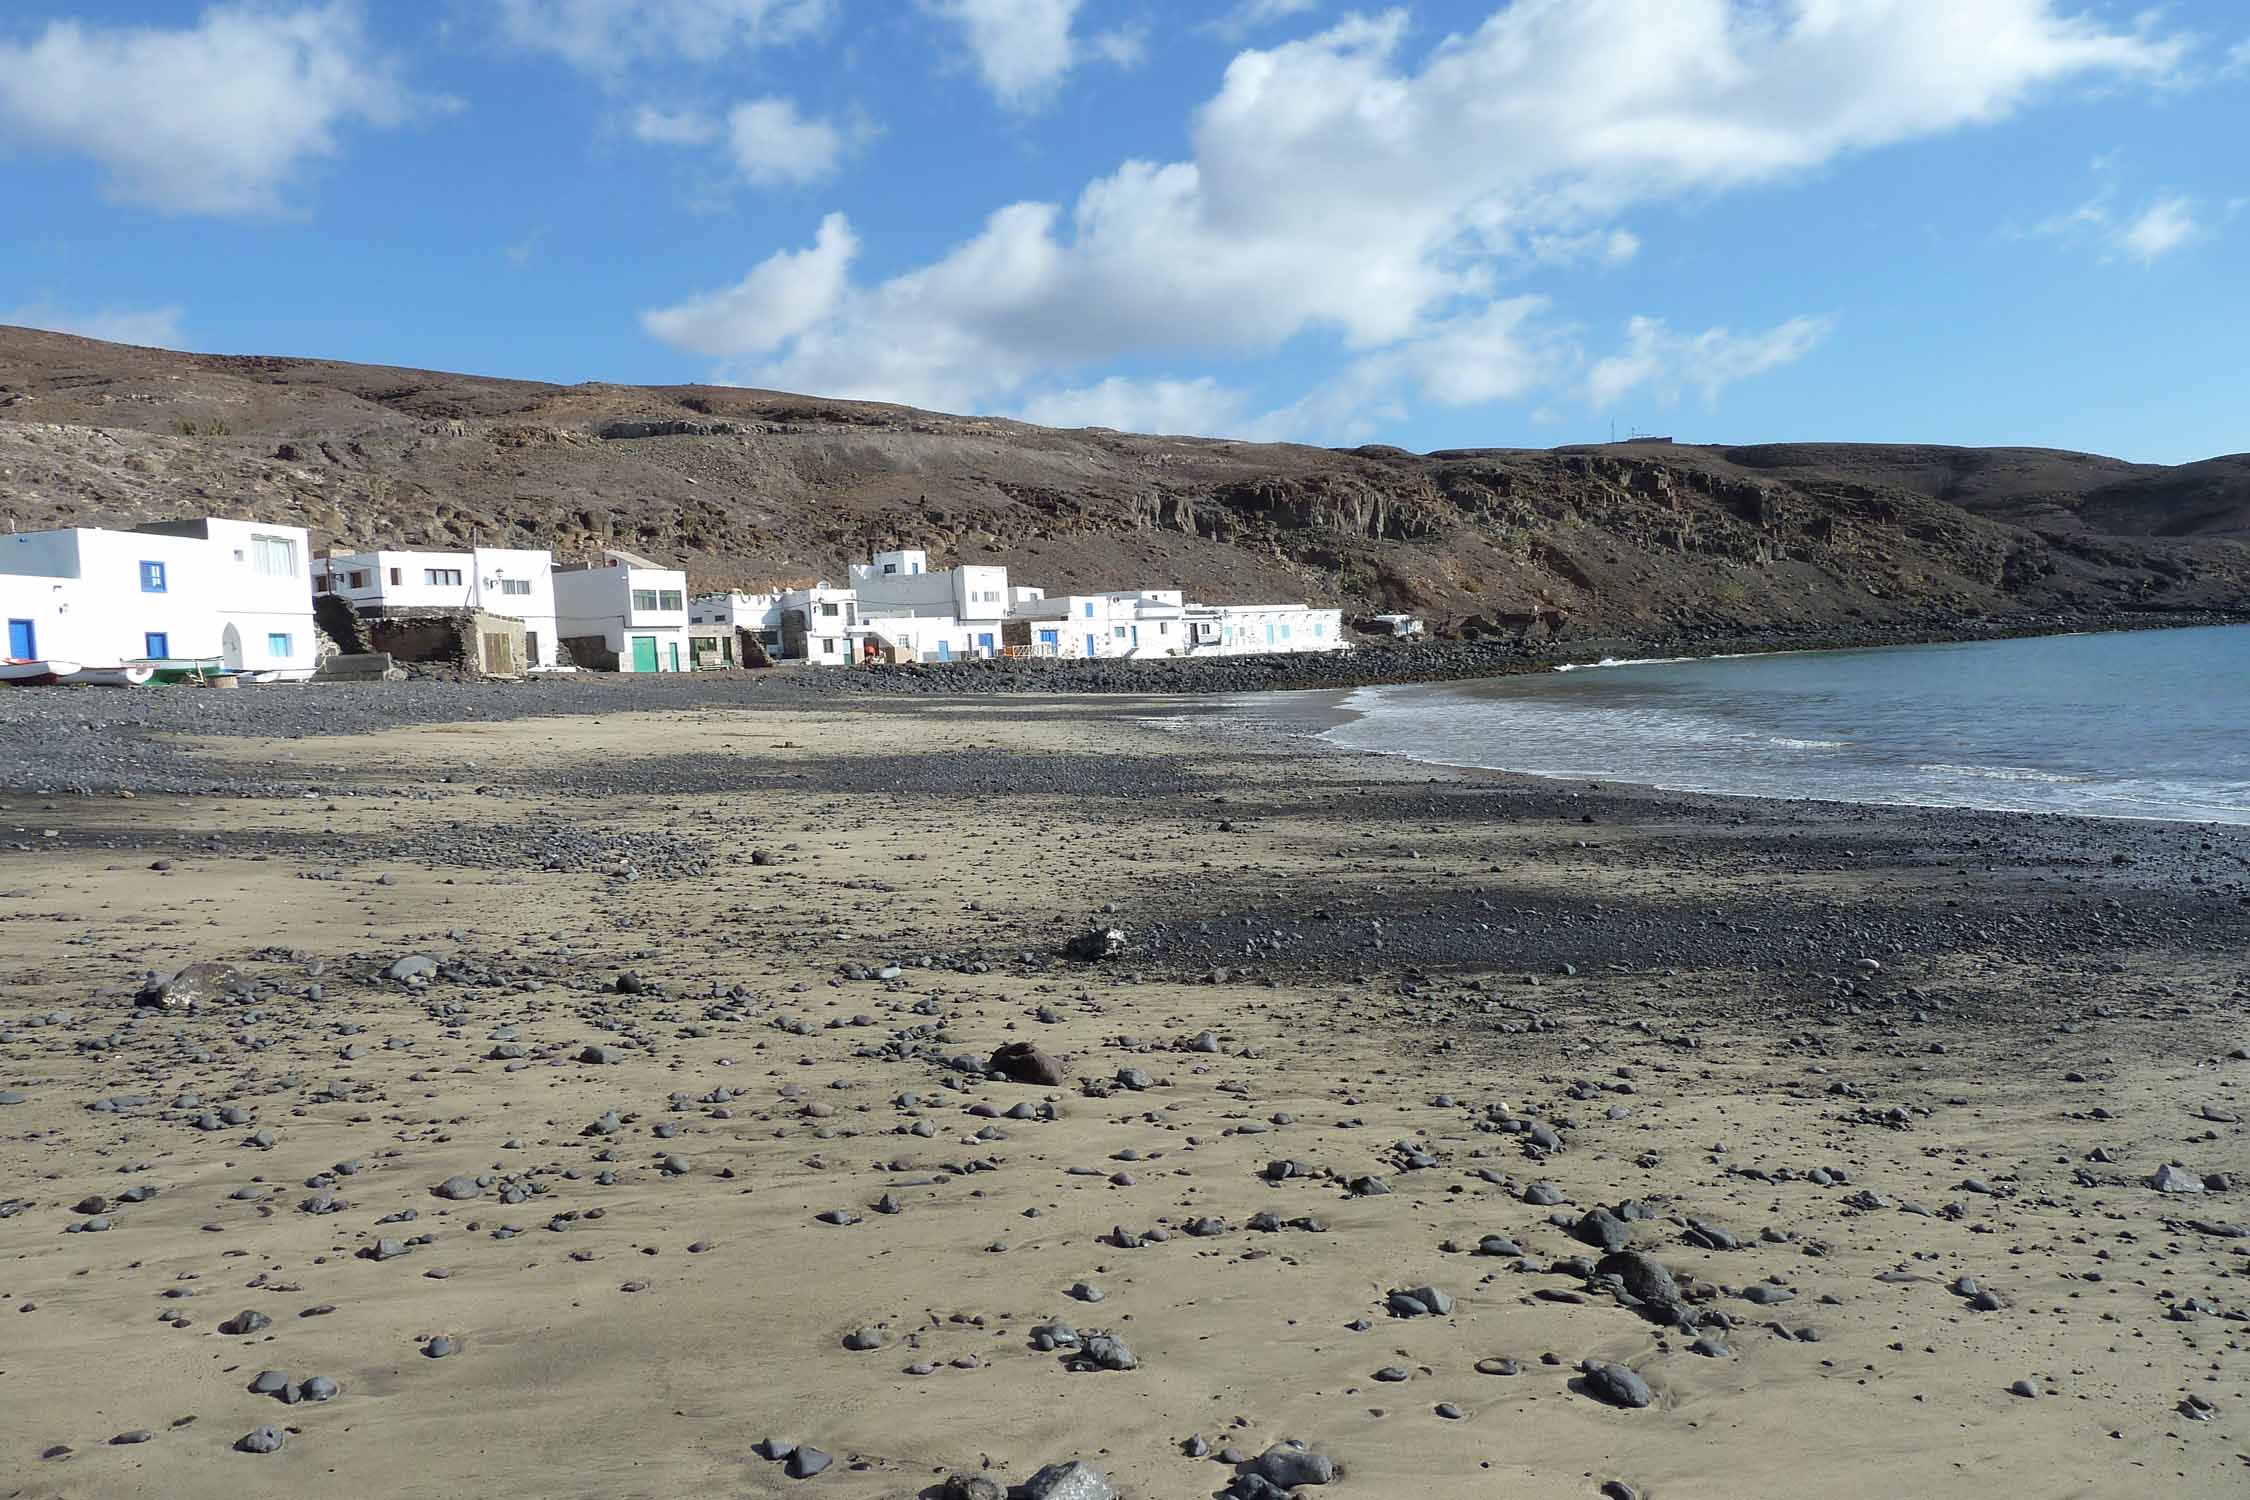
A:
[139,560,166,593]
[267,632,293,657]
[144,631,169,658]
[1082,602,1093,618]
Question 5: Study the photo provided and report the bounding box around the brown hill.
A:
[2,324,2245,642]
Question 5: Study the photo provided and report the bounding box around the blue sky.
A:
[1,2,2244,461]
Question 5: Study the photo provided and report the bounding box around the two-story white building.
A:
[688,591,785,657]
[848,549,1011,659]
[0,517,317,677]
[315,547,564,668]
[1181,602,1347,656]
[552,550,691,672]
[774,584,860,665]
[1007,589,1189,659]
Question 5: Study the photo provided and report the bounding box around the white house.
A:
[849,549,1010,658]
[1181,603,1347,656]
[688,591,785,657]
[0,517,316,674]
[1008,589,1188,659]
[773,584,861,665]
[552,549,691,672]
[316,547,564,667]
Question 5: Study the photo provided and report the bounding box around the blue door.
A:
[977,633,994,657]
[937,641,952,661]
[1038,629,1058,652]
[1129,625,1138,647]
[144,631,169,659]
[7,619,34,658]
[1266,621,1276,644]
[1085,634,1097,657]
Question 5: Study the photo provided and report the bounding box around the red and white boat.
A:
[0,659,83,686]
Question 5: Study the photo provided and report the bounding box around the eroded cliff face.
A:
[2,324,2245,642]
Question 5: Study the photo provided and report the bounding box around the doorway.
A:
[630,636,658,672]
[221,624,244,668]
[7,619,34,658]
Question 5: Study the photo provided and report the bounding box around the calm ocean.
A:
[1319,624,2250,825]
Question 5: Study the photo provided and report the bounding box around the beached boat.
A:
[74,665,158,687]
[239,667,316,684]
[0,659,83,686]
[128,656,224,685]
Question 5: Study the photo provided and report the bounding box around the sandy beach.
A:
[3,691,2246,1499]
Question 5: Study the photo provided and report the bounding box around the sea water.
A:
[1320,624,2250,825]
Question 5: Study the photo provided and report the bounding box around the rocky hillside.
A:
[3,324,2245,643]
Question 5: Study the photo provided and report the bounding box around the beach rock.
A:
[235,1425,284,1454]
[1064,928,1126,962]
[1023,1459,1118,1499]
[1245,1443,1337,1487]
[1581,1361,1653,1408]
[2150,1163,2205,1194]
[990,1041,1064,1086]
[137,962,238,1009]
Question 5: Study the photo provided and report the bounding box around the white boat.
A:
[0,659,83,686]
[240,667,316,684]
[74,665,157,687]
[128,656,223,684]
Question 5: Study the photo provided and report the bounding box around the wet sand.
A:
[2,695,2246,1499]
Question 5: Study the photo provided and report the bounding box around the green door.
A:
[630,636,658,672]
[668,641,681,672]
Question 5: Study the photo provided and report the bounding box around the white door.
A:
[221,623,243,668]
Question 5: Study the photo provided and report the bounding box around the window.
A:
[348,570,369,589]
[267,632,294,657]
[1314,622,1324,637]
[632,589,659,611]
[1113,626,1128,639]
[139,560,167,593]
[882,563,898,575]
[1159,622,1170,635]
[820,637,836,654]
[144,631,169,659]
[251,535,297,577]
[819,602,840,617]
[389,567,402,585]
[1082,602,1094,618]
[658,590,684,611]
[425,568,464,586]
[499,578,532,596]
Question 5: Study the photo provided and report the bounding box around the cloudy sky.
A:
[2,2,2244,460]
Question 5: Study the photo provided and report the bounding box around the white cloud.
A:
[1207,0,1324,41]
[635,97,873,188]
[2228,38,2250,75]
[725,97,848,185]
[632,105,721,146]
[7,300,188,349]
[920,0,1141,112]
[2117,194,2197,263]
[1015,376,1249,435]
[0,2,431,217]
[497,0,831,77]
[640,212,857,357]
[2037,157,2203,264]
[650,1,2180,429]
[1585,314,1833,409]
